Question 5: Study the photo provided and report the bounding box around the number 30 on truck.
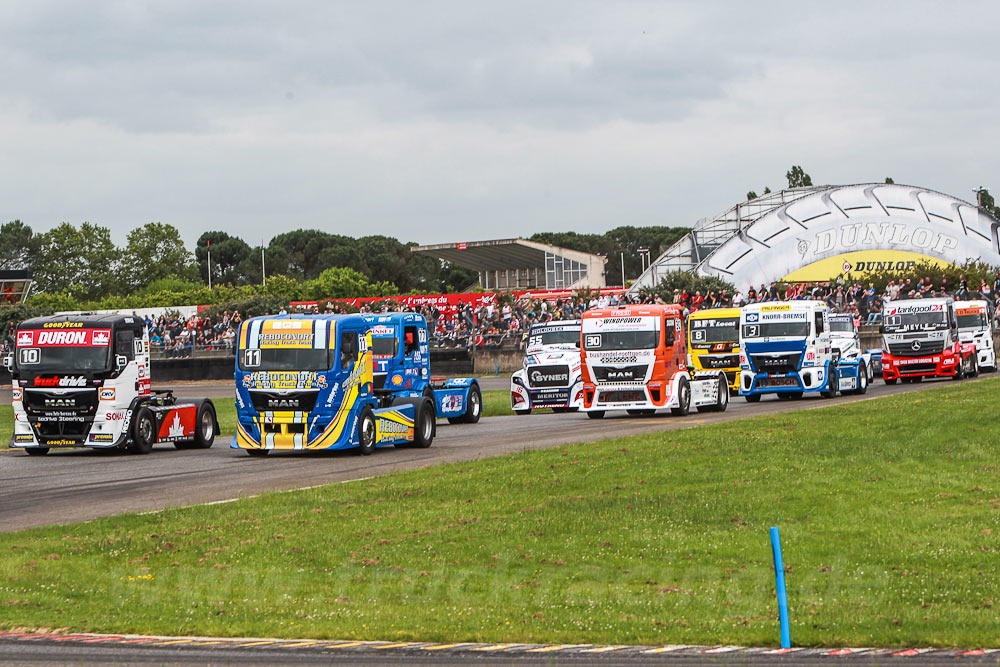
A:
[579,304,728,418]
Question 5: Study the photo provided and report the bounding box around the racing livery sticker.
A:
[16,329,112,347]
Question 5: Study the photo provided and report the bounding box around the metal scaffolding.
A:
[629,186,829,292]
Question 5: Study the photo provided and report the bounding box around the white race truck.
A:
[5,314,218,455]
[829,313,873,381]
[954,300,996,371]
[511,320,583,414]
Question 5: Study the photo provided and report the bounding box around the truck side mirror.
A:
[115,354,128,371]
[2,355,11,371]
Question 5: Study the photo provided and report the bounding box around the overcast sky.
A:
[1,1,997,248]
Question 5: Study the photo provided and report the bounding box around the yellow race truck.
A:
[686,307,741,393]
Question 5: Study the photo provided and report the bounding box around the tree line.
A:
[0,220,691,302]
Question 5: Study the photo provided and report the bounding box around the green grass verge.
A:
[0,405,10,447]
[3,379,998,647]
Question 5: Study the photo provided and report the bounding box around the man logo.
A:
[911,340,921,351]
[266,398,300,409]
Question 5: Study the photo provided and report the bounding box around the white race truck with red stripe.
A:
[4,314,218,455]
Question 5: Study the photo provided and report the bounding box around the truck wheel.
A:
[246,448,269,457]
[25,447,49,456]
[820,369,838,398]
[514,409,532,415]
[670,378,691,416]
[461,385,482,424]
[586,410,605,420]
[853,365,868,395]
[970,356,979,378]
[357,406,377,455]
[744,394,761,403]
[412,398,435,448]
[129,407,156,454]
[191,403,216,449]
[884,377,897,385]
[716,379,729,412]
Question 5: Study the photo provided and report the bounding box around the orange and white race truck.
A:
[580,304,728,419]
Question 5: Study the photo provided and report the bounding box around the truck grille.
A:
[591,365,647,383]
[250,391,319,412]
[526,365,570,388]
[22,389,98,414]
[749,353,801,374]
[701,354,740,369]
[897,362,938,375]
[598,389,646,404]
[887,341,944,356]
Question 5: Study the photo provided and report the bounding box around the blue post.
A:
[770,526,791,649]
[494,359,499,376]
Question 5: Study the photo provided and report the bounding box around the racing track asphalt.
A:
[0,375,978,533]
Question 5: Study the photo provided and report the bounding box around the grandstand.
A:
[412,238,607,291]
[0,270,33,304]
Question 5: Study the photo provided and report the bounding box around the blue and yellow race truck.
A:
[362,312,482,424]
[231,314,436,456]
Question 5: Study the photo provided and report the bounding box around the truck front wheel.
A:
[586,410,605,420]
[129,408,156,455]
[358,407,377,455]
[744,394,761,403]
[853,365,868,395]
[670,378,691,416]
[412,398,435,448]
[25,447,49,456]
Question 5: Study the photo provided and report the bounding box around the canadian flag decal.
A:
[17,331,34,346]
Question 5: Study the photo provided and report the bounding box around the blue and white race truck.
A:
[361,312,482,424]
[829,313,873,389]
[510,319,583,414]
[738,300,868,401]
[232,314,436,456]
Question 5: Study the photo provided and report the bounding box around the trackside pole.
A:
[770,526,791,648]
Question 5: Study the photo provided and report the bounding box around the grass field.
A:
[3,379,999,647]
[1,390,514,451]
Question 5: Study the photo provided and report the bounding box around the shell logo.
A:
[391,374,404,386]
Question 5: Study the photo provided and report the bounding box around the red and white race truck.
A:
[4,314,218,455]
[880,298,978,383]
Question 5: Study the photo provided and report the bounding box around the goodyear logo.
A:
[47,439,78,445]
[760,305,791,311]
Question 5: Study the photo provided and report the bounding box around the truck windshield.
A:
[882,312,947,333]
[239,348,332,372]
[829,320,854,333]
[583,330,658,350]
[16,346,110,374]
[742,322,810,338]
[690,317,738,344]
[957,312,987,329]
[371,337,397,357]
[529,329,580,347]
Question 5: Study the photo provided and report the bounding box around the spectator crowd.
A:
[5,274,1000,360]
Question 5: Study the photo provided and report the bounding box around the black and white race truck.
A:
[510,320,583,414]
[5,314,218,455]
